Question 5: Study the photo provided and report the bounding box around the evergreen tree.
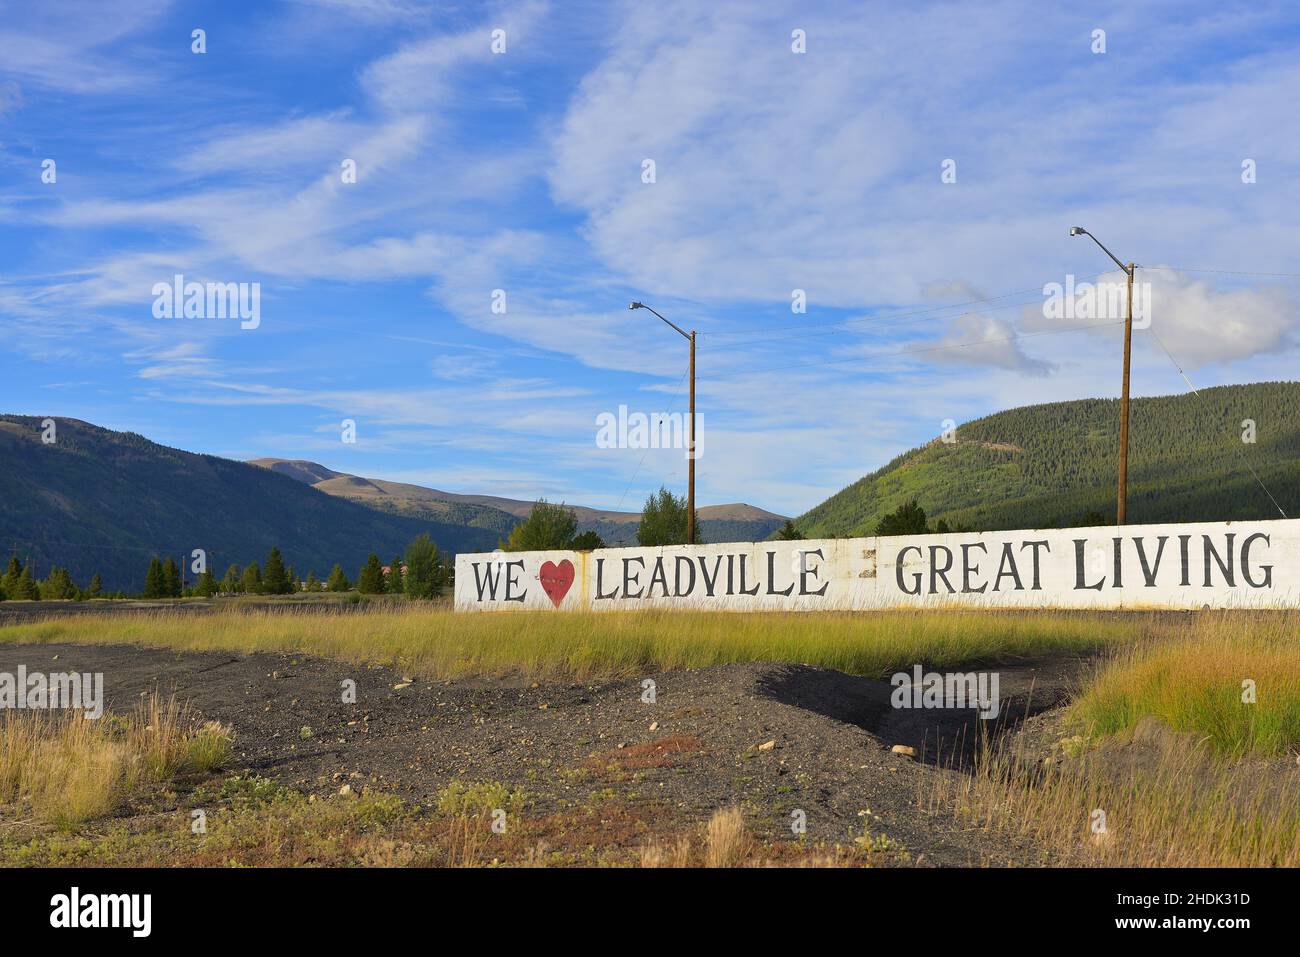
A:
[88,574,103,598]
[325,564,350,592]
[162,556,182,597]
[2,556,22,595]
[636,486,698,547]
[144,557,165,598]
[404,534,442,600]
[386,555,405,594]
[304,570,321,592]
[570,530,605,550]
[503,500,579,551]
[874,499,929,537]
[194,570,219,597]
[40,567,76,600]
[242,561,263,595]
[220,564,242,594]
[13,566,40,601]
[774,520,804,541]
[284,566,299,593]
[356,553,386,594]
[263,547,291,595]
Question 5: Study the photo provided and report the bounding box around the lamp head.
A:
[628,301,642,310]
[1069,226,1086,237]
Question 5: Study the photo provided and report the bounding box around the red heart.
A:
[539,559,575,608]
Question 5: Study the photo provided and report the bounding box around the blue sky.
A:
[2,0,1299,517]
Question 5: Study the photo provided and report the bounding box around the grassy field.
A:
[2,605,1297,867]
[0,605,1159,681]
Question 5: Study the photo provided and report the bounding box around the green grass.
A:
[0,606,1153,681]
[1071,613,1300,757]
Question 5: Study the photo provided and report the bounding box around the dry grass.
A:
[932,717,1300,867]
[0,605,1160,682]
[0,694,233,828]
[704,806,751,867]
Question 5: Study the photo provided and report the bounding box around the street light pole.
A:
[629,301,696,544]
[1069,227,1136,526]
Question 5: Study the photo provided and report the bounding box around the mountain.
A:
[796,381,1300,537]
[249,458,788,545]
[0,416,499,592]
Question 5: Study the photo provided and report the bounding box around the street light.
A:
[1070,227,1137,525]
[628,301,697,544]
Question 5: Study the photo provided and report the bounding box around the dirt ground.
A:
[0,641,1094,866]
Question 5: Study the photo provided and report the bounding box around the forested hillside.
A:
[0,416,498,591]
[797,382,1300,537]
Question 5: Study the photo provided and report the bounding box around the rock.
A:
[758,740,776,751]
[890,745,916,757]
[393,681,412,690]
[338,784,354,798]
[649,722,659,732]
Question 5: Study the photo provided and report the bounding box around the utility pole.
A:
[629,301,697,544]
[688,330,696,545]
[1069,227,1136,525]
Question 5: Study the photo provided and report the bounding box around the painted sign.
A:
[454,518,1297,612]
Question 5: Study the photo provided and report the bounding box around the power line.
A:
[706,319,1126,380]
[700,272,1110,341]
[1142,328,1288,519]
[1142,265,1300,280]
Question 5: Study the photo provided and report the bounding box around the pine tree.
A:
[194,570,219,597]
[357,553,386,594]
[263,547,291,595]
[220,565,242,594]
[88,574,103,598]
[284,566,299,593]
[162,556,182,597]
[404,534,442,600]
[14,566,40,601]
[2,556,21,596]
[386,555,405,594]
[40,566,76,600]
[144,557,165,598]
[325,564,350,592]
[242,561,263,595]
[304,570,321,592]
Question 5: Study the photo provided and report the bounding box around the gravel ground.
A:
[0,642,1093,865]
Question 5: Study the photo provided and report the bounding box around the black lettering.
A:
[1203,534,1235,587]
[1074,540,1104,590]
[993,542,1022,591]
[961,542,988,594]
[1133,536,1168,587]
[765,550,794,596]
[1019,540,1049,589]
[674,556,696,597]
[503,561,526,603]
[1241,533,1273,588]
[896,545,923,595]
[737,554,760,596]
[929,545,955,594]
[799,548,829,597]
[622,557,645,599]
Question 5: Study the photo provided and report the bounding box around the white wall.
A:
[455,518,1300,612]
